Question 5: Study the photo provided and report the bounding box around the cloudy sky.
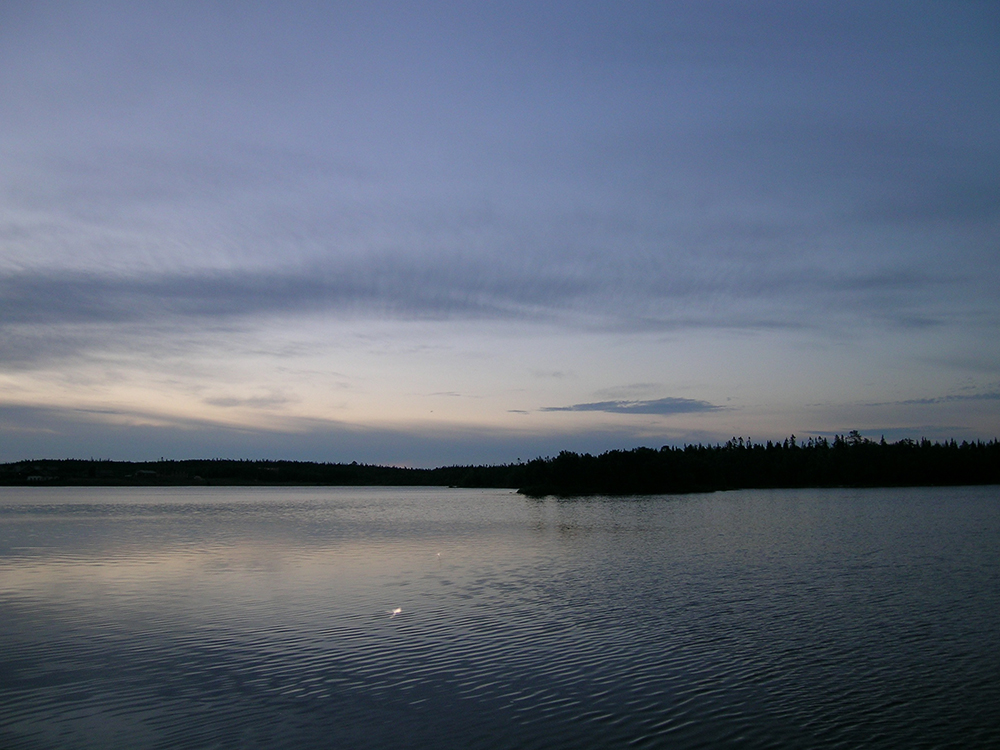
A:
[1,1,998,465]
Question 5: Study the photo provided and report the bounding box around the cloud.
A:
[202,394,293,409]
[0,263,593,328]
[1,255,976,374]
[531,370,572,379]
[0,402,726,466]
[0,255,960,330]
[860,178,1000,225]
[868,392,1000,407]
[592,383,662,399]
[541,397,724,415]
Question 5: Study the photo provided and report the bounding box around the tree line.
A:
[2,432,997,496]
[513,432,1000,496]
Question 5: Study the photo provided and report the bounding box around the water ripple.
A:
[1,486,999,749]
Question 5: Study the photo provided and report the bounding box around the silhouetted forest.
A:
[2,432,998,496]
[0,458,519,488]
[514,432,1000,496]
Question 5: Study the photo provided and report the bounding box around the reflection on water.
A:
[1,485,999,749]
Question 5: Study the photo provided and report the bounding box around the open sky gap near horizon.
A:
[1,1,998,466]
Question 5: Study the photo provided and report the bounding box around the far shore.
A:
[3,434,998,497]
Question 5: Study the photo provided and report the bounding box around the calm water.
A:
[1,485,998,749]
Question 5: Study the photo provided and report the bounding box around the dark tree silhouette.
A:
[2,435,997,496]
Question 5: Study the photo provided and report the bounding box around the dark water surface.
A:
[1,485,998,749]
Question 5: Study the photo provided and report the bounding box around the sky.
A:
[1,1,998,466]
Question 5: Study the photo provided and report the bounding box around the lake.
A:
[1,485,998,749]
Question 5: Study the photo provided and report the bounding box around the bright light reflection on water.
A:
[1,485,999,749]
